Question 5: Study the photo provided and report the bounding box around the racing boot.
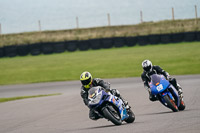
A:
[169,78,183,98]
[148,88,157,102]
[177,84,183,98]
[120,96,130,109]
[89,109,103,120]
[149,93,158,101]
[111,89,130,109]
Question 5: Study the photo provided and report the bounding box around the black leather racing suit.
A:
[80,78,111,120]
[141,65,180,101]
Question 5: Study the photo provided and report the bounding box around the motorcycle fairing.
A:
[108,95,128,120]
[150,75,170,95]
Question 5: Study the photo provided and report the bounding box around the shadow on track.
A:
[87,124,116,129]
[65,123,137,132]
[64,124,115,132]
[86,122,139,129]
[139,109,192,116]
[140,111,174,116]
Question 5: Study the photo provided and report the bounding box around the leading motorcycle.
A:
[88,86,135,125]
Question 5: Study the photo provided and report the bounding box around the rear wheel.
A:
[125,109,135,123]
[102,105,122,125]
[178,99,186,111]
[163,95,179,112]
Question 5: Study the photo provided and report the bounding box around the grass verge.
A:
[0,19,199,47]
[0,93,62,103]
[0,42,200,85]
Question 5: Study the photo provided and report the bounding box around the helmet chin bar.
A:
[144,64,152,72]
[84,81,92,89]
[84,84,90,89]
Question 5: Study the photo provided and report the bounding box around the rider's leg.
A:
[89,109,101,120]
[111,89,129,109]
[149,92,158,101]
[169,77,183,96]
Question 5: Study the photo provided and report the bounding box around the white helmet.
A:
[142,60,153,72]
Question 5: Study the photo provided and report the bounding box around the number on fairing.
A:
[156,84,163,92]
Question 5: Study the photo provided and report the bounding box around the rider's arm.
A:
[141,73,150,91]
[154,65,169,79]
[80,87,89,106]
[93,78,110,91]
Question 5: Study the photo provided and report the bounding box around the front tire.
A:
[163,95,179,112]
[102,106,122,125]
[125,109,135,123]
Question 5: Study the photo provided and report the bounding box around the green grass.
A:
[0,93,62,103]
[0,42,200,85]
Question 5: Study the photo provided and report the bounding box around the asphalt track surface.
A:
[0,75,200,133]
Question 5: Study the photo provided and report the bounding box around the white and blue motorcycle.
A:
[88,86,135,125]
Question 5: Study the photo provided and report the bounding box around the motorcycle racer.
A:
[141,60,183,101]
[80,71,129,120]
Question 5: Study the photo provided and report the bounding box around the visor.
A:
[144,65,151,72]
[81,77,91,85]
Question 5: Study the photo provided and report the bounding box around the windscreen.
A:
[88,86,101,98]
[150,74,162,86]
[88,87,98,95]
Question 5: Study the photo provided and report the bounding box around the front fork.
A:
[159,87,180,107]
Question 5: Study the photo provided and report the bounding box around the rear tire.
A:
[163,95,179,112]
[125,109,135,123]
[102,106,122,125]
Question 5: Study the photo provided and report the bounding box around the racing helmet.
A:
[142,60,153,72]
[80,71,92,89]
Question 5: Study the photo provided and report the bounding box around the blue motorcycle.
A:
[88,86,135,125]
[149,74,185,112]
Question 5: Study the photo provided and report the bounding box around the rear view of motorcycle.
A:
[149,74,185,112]
[88,86,135,125]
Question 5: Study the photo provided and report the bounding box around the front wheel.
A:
[125,109,135,123]
[163,95,179,112]
[102,105,122,125]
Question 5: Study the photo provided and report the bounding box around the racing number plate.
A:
[156,84,164,92]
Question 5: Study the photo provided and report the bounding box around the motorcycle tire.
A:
[163,95,179,112]
[125,109,135,123]
[178,99,186,111]
[102,105,122,125]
